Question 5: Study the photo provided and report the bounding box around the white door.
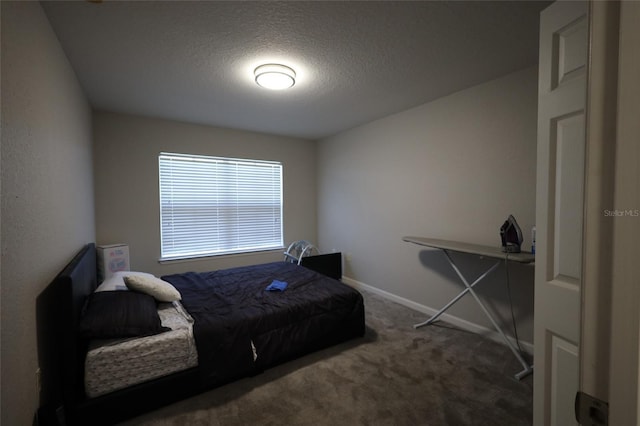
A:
[533,1,588,425]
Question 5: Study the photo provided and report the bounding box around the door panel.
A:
[553,15,587,88]
[550,335,579,426]
[552,112,585,282]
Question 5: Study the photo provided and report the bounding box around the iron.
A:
[500,214,523,253]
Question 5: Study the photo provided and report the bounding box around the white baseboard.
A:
[342,276,534,356]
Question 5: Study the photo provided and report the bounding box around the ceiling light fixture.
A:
[254,64,296,90]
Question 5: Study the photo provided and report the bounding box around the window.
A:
[159,152,283,261]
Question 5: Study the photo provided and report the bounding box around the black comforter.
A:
[162,262,365,386]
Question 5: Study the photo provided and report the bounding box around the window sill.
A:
[158,247,285,264]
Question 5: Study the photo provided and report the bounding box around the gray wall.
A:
[93,111,317,276]
[1,2,96,424]
[317,67,537,343]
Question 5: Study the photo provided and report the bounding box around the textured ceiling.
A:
[41,1,550,140]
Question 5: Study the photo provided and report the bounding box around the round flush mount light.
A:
[254,64,296,90]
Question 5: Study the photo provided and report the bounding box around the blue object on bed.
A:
[266,280,288,291]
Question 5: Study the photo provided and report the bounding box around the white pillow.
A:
[124,275,181,302]
[96,271,154,292]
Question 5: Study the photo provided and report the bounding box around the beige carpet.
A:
[119,290,533,426]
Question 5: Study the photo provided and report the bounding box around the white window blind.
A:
[159,152,283,260]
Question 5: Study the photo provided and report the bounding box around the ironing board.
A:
[402,236,534,380]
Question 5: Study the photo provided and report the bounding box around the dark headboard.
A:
[37,243,97,421]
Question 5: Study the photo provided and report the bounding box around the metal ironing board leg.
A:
[415,249,533,380]
[413,260,501,329]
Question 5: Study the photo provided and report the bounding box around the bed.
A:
[36,243,365,425]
